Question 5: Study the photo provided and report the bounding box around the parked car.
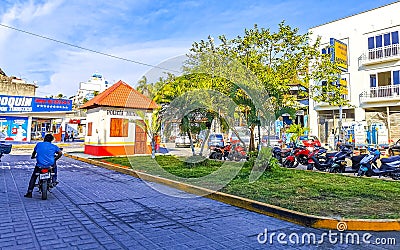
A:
[208,133,225,148]
[229,133,250,145]
[388,139,400,156]
[175,135,191,148]
[261,135,281,147]
[297,135,321,147]
[228,127,250,146]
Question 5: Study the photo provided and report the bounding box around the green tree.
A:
[187,22,348,151]
[136,110,161,159]
[55,93,66,99]
[286,123,309,143]
[136,76,155,98]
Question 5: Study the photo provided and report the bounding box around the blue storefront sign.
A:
[0,95,72,113]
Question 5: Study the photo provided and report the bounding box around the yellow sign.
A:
[339,79,348,95]
[330,38,348,71]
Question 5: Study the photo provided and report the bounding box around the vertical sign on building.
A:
[330,38,348,72]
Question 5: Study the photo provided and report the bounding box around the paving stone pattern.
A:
[0,154,398,249]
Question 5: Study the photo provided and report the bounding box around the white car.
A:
[261,135,281,147]
[175,135,191,148]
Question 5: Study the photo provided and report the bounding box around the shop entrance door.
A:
[135,124,147,154]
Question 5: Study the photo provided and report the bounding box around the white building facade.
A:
[72,73,111,107]
[308,2,400,146]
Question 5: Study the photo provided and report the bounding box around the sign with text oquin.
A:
[330,38,348,71]
[0,95,72,113]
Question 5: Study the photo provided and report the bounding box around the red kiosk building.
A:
[80,80,158,156]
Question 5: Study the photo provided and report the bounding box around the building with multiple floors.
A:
[72,73,112,108]
[308,2,400,146]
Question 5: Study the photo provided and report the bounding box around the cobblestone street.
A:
[0,154,398,249]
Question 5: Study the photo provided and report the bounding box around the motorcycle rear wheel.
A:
[41,181,48,200]
[391,173,400,180]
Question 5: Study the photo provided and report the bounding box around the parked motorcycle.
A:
[229,142,248,161]
[358,149,400,179]
[209,143,247,161]
[272,146,292,164]
[307,145,352,172]
[350,153,368,172]
[380,156,400,180]
[209,144,231,160]
[282,144,314,168]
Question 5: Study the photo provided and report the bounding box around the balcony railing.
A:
[359,44,400,66]
[359,85,400,102]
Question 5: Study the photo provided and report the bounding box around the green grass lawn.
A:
[98,155,400,219]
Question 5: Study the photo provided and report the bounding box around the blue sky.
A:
[0,0,398,97]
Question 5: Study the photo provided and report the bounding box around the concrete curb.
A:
[65,153,400,232]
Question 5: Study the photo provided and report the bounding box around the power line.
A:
[0,23,181,74]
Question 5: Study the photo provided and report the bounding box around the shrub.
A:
[184,155,209,168]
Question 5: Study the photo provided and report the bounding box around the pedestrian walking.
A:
[64,132,69,142]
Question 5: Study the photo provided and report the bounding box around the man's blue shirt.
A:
[34,142,60,168]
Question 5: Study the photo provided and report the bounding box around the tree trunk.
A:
[187,130,196,156]
[249,124,256,152]
[151,137,156,159]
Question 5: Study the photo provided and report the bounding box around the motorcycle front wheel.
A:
[41,181,48,200]
[283,159,295,168]
[365,170,373,177]
[297,155,308,165]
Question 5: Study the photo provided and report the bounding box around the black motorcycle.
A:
[33,148,62,200]
[35,166,56,200]
[307,146,352,172]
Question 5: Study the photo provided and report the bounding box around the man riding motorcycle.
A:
[24,134,63,198]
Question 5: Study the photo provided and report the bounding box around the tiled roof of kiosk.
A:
[80,80,158,110]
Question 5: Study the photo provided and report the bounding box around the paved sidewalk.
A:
[0,154,398,249]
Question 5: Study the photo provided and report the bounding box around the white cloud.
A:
[36,40,191,97]
[0,0,192,98]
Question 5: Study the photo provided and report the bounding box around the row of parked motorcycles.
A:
[209,142,248,161]
[272,143,400,180]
